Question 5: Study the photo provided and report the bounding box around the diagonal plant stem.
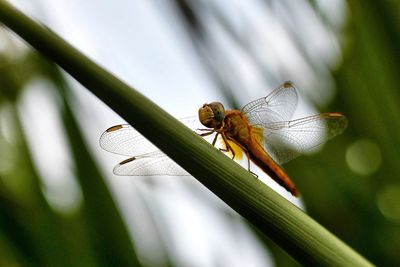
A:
[0,1,373,266]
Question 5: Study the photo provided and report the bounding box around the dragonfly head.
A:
[198,102,225,129]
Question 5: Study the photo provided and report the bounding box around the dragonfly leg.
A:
[199,128,226,152]
[225,137,258,178]
[250,170,259,178]
[220,132,235,159]
[199,130,215,137]
[212,132,220,146]
[209,132,229,153]
[219,147,229,152]
[199,130,226,153]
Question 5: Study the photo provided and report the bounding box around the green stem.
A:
[0,1,373,266]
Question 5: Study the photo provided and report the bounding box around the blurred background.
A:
[0,0,399,266]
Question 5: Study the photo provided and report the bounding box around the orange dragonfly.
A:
[100,81,347,197]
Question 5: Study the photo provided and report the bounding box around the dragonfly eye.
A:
[209,102,225,121]
[198,102,225,128]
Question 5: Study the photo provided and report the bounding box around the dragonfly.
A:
[100,81,348,197]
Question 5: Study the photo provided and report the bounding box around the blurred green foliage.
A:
[287,1,400,266]
[0,47,141,266]
[0,0,399,266]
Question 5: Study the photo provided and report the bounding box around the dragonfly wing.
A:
[100,124,159,157]
[113,151,189,176]
[101,116,218,176]
[259,113,348,164]
[242,81,298,125]
[99,116,204,157]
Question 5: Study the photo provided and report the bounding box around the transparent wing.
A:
[100,124,159,157]
[242,81,298,125]
[113,151,189,176]
[259,113,348,164]
[100,116,215,176]
[99,116,203,157]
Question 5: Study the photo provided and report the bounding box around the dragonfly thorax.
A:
[198,102,225,129]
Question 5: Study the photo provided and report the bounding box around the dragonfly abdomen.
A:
[247,141,300,197]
